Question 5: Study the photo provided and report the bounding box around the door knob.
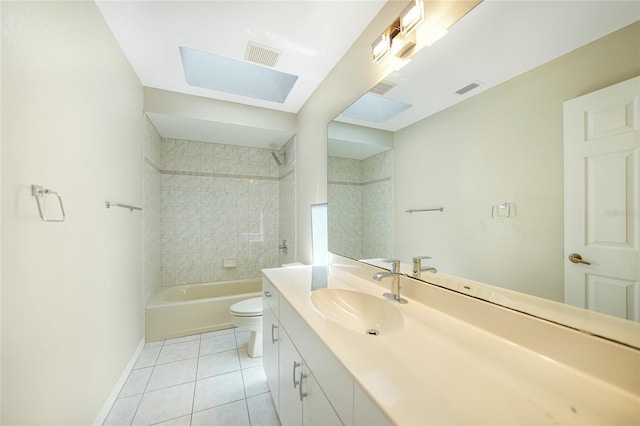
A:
[569,253,591,265]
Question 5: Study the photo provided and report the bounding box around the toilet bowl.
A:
[229,297,263,358]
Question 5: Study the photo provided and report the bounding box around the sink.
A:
[310,288,403,335]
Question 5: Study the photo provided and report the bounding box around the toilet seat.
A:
[230,297,262,317]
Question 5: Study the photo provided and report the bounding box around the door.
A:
[564,76,640,321]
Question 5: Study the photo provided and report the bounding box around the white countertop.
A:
[262,263,640,425]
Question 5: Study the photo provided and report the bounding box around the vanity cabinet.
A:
[279,326,342,426]
[262,277,345,426]
[262,302,279,409]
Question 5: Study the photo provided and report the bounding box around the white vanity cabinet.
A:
[262,277,345,426]
[279,326,342,426]
[262,303,279,409]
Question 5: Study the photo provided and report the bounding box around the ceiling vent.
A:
[245,41,281,67]
[369,80,397,96]
[455,81,483,95]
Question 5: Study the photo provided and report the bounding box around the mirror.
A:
[327,1,640,347]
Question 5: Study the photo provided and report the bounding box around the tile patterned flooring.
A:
[104,328,280,426]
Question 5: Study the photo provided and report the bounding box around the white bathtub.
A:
[145,278,262,342]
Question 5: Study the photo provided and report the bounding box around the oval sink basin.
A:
[311,288,403,335]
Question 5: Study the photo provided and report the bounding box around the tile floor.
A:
[104,328,280,426]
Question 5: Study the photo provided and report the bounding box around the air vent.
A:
[245,41,281,67]
[455,81,483,95]
[369,80,397,96]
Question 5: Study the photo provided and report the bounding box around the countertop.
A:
[262,263,640,425]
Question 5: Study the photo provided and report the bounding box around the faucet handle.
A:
[382,259,401,273]
[412,256,432,274]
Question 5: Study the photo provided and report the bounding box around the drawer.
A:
[262,276,280,316]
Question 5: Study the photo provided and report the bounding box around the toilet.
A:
[229,297,263,358]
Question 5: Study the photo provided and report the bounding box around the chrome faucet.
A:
[412,256,437,277]
[373,259,408,304]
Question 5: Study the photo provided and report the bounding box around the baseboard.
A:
[92,338,145,426]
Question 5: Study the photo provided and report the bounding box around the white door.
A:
[564,76,640,321]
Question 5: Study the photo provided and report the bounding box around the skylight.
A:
[180,47,298,104]
[341,93,412,123]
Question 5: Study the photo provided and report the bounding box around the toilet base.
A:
[246,330,263,358]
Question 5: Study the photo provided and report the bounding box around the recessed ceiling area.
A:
[146,112,295,149]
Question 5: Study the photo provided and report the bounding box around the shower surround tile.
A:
[328,150,393,260]
[160,138,283,286]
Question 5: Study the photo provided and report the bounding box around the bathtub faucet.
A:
[278,239,288,255]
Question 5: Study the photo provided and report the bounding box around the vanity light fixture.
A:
[391,31,416,58]
[400,0,425,35]
[372,31,391,63]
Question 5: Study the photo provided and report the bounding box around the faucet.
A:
[412,256,437,277]
[373,259,408,304]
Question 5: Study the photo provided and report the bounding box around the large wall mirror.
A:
[327,1,640,347]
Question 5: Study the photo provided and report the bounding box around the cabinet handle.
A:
[271,323,278,344]
[298,370,308,401]
[292,361,302,388]
[264,290,272,298]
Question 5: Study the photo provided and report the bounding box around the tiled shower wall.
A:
[328,150,393,260]
[278,136,297,265]
[143,116,162,305]
[160,138,283,286]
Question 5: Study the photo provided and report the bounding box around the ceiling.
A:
[96,0,386,114]
[97,1,639,150]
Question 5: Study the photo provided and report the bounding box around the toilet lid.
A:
[230,297,262,316]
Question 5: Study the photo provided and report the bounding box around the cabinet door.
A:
[263,303,279,411]
[278,329,303,426]
[302,368,343,426]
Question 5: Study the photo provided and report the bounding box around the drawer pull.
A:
[264,290,273,298]
[292,361,302,388]
[271,323,278,344]
[298,370,308,401]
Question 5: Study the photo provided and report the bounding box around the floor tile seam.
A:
[238,356,253,425]
[199,347,240,358]
[155,354,200,366]
[146,376,197,394]
[195,365,243,382]
[148,412,192,426]
[123,339,165,425]
[193,395,249,415]
[190,333,204,425]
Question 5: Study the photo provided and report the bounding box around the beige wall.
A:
[295,0,410,264]
[1,2,144,424]
[393,22,640,300]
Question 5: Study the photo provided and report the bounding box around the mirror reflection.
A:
[327,1,640,345]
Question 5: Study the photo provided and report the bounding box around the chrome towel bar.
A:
[105,201,142,212]
[405,207,444,213]
[32,185,66,222]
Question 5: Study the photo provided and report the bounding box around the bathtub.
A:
[145,278,262,342]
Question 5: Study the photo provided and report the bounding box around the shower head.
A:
[271,150,286,166]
